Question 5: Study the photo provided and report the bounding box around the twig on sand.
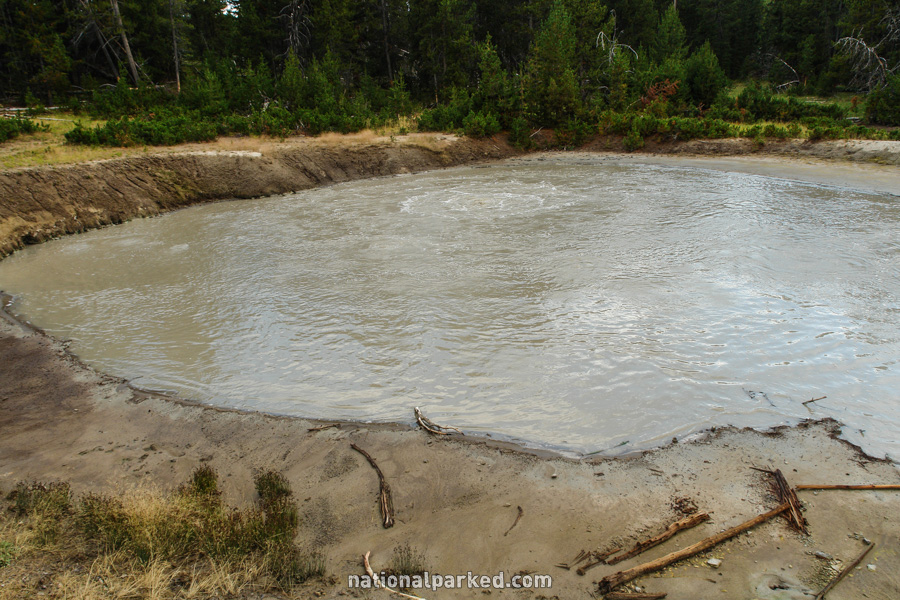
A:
[504,505,524,536]
[803,396,827,405]
[576,547,622,576]
[307,423,339,432]
[363,551,428,600]
[814,541,875,600]
[605,593,667,600]
[414,407,463,436]
[797,484,900,491]
[351,444,395,528]
[752,467,807,534]
[597,503,791,594]
[607,512,710,565]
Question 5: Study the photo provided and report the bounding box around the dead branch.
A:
[607,512,710,565]
[363,551,428,600]
[576,547,621,576]
[307,423,339,432]
[803,396,826,405]
[351,444,395,528]
[814,541,875,600]
[772,469,808,534]
[797,484,900,491]
[503,505,524,536]
[414,407,462,435]
[597,503,791,594]
[605,593,667,600]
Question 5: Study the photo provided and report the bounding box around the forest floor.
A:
[1,132,899,599]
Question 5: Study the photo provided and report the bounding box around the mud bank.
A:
[1,134,900,598]
[0,134,515,258]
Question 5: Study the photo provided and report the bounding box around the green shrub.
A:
[866,74,900,126]
[0,117,47,142]
[462,110,502,137]
[623,128,644,151]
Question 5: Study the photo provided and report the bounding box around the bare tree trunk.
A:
[379,0,393,81]
[169,0,181,92]
[110,0,139,85]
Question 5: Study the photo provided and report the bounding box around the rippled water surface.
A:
[2,157,898,457]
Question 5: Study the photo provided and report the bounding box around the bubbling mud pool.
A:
[1,155,898,458]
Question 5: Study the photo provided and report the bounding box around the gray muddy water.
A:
[1,155,898,458]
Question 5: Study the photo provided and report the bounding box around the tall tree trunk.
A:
[169,0,181,92]
[110,0,139,85]
[379,0,393,81]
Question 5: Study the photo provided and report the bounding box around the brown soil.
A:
[1,133,900,599]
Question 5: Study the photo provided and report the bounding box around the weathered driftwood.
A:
[753,467,807,534]
[814,542,875,600]
[797,484,900,491]
[607,512,710,565]
[363,551,427,600]
[604,593,667,600]
[773,469,808,534]
[597,503,790,594]
[351,444,395,528]
[576,547,622,576]
[503,505,524,536]
[414,407,463,436]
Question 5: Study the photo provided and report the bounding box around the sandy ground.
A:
[2,135,900,599]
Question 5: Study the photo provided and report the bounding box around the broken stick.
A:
[414,407,463,435]
[363,551,428,600]
[607,512,710,565]
[797,484,900,491]
[605,593,667,600]
[576,547,622,576]
[814,541,875,600]
[503,505,524,536]
[351,443,395,528]
[307,423,339,432]
[752,467,807,534]
[803,395,826,405]
[597,502,790,594]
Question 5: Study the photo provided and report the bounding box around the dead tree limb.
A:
[814,542,875,600]
[607,512,710,565]
[351,444,395,528]
[503,505,524,536]
[363,551,427,600]
[597,503,790,594]
[797,484,900,491]
[414,407,462,435]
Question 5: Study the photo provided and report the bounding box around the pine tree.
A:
[524,1,580,124]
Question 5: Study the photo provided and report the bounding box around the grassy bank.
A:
[0,468,323,599]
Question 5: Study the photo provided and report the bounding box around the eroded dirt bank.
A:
[0,134,515,258]
[1,134,900,599]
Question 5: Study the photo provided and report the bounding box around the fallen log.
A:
[414,407,463,435]
[597,503,790,594]
[797,484,900,491]
[607,512,710,565]
[363,551,427,600]
[814,542,875,600]
[351,443,395,528]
